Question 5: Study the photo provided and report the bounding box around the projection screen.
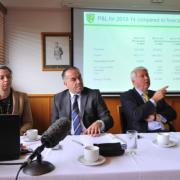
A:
[73,8,180,94]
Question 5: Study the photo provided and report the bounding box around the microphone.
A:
[27,117,71,163]
[41,117,71,148]
[22,117,70,176]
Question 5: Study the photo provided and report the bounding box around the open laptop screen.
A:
[0,114,20,161]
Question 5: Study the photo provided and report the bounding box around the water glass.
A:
[126,130,137,155]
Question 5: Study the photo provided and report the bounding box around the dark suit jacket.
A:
[52,87,113,132]
[120,88,177,132]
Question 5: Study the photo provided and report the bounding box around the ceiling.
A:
[1,0,64,9]
[1,0,180,11]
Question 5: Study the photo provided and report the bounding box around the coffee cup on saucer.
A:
[157,133,170,145]
[84,145,99,163]
[24,129,38,141]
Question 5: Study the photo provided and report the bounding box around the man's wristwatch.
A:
[96,120,103,127]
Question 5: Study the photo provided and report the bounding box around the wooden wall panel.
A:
[165,97,180,131]
[29,95,53,134]
[28,95,180,134]
[104,97,121,133]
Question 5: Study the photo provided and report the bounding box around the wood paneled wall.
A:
[29,95,53,134]
[28,94,180,134]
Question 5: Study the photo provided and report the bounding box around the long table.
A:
[1,133,180,180]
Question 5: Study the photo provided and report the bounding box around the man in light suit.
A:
[52,66,113,135]
[120,66,176,133]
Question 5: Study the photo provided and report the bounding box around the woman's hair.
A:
[0,66,12,74]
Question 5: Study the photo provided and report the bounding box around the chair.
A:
[165,121,176,132]
[117,105,128,133]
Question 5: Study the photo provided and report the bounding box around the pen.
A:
[137,135,143,139]
[72,139,84,146]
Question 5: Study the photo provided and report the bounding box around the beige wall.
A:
[6,8,71,94]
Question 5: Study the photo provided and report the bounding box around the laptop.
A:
[0,114,20,161]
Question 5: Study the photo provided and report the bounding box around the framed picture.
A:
[41,32,72,71]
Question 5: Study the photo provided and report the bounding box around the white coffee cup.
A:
[24,129,38,141]
[157,133,170,145]
[84,145,99,163]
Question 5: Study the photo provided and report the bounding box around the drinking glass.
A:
[126,130,137,155]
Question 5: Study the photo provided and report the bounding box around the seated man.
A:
[52,66,113,136]
[120,66,176,133]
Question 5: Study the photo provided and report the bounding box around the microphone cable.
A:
[0,162,23,165]
[15,161,28,180]
[0,161,27,180]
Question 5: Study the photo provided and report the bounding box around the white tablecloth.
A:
[1,133,180,180]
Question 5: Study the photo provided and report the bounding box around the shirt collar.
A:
[69,91,81,99]
[135,87,145,96]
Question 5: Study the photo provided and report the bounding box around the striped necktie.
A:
[72,95,82,135]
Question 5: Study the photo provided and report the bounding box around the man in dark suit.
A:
[52,66,113,135]
[120,66,176,132]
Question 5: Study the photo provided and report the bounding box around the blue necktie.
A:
[72,95,82,135]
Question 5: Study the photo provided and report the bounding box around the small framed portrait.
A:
[41,32,72,71]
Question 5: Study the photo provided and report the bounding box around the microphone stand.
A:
[23,149,55,176]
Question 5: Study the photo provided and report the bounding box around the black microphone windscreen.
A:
[41,117,71,148]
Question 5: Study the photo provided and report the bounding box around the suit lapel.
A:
[63,91,71,119]
[80,89,88,118]
[133,88,145,105]
[147,90,154,99]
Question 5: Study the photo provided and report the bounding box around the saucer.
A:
[22,135,41,142]
[152,139,177,148]
[78,155,106,166]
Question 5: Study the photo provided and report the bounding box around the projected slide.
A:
[83,11,180,93]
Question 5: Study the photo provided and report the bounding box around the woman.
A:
[0,66,33,135]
